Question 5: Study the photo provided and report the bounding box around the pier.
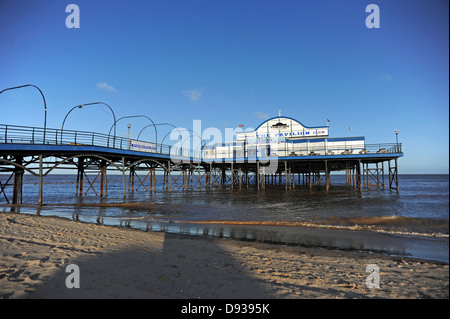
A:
[1,121,402,206]
[0,86,403,206]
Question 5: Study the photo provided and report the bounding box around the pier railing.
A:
[0,124,202,159]
[1,124,402,160]
[203,142,402,159]
[282,142,402,157]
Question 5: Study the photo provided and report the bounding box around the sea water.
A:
[1,174,448,263]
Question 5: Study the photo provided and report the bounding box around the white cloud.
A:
[183,88,202,102]
[96,82,117,92]
[381,73,394,81]
[254,111,269,120]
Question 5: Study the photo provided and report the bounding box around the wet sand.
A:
[0,212,448,299]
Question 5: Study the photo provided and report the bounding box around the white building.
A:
[203,115,366,159]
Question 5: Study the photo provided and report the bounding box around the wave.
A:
[10,203,449,239]
[151,219,450,239]
[87,215,449,239]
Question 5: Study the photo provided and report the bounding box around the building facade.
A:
[204,115,366,159]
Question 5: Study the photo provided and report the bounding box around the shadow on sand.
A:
[22,231,275,299]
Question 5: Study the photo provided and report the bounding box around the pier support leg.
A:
[239,167,242,189]
[128,165,135,193]
[256,162,259,190]
[38,155,43,206]
[76,158,85,196]
[262,166,265,189]
[209,163,212,190]
[288,166,291,190]
[364,162,369,189]
[122,157,126,198]
[308,165,312,189]
[395,159,399,194]
[12,157,24,205]
[149,168,153,193]
[356,160,362,192]
[221,168,226,186]
[376,163,379,188]
[245,169,249,187]
[284,161,288,191]
[292,168,295,189]
[352,167,356,187]
[231,163,234,190]
[100,160,107,197]
[168,161,172,192]
[325,160,330,192]
[389,159,399,194]
[164,170,168,189]
[75,166,80,195]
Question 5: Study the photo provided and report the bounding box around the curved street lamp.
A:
[136,122,179,141]
[0,84,48,143]
[160,128,206,157]
[107,115,157,146]
[61,102,116,147]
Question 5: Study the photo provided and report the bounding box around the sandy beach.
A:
[0,211,448,299]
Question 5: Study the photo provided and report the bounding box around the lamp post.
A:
[127,124,131,150]
[0,84,48,143]
[61,102,116,147]
[395,129,399,152]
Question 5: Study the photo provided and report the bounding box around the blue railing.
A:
[0,123,402,160]
[202,142,402,159]
[0,124,202,159]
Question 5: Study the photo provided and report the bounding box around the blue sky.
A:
[0,0,448,173]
